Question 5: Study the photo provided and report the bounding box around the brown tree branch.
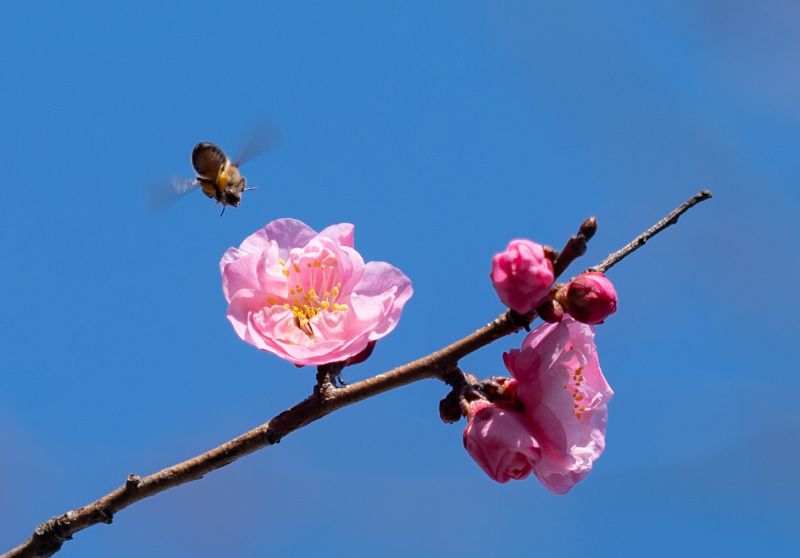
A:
[1,190,712,558]
[590,189,712,273]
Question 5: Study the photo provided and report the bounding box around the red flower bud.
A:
[564,272,618,324]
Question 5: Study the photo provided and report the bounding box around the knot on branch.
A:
[32,515,73,554]
[125,474,142,491]
[314,361,350,397]
[265,428,284,445]
[440,372,524,424]
[96,507,114,525]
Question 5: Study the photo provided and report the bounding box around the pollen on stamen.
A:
[293,263,301,273]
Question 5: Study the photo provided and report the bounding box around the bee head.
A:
[224,191,242,207]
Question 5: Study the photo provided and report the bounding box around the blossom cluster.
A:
[460,238,619,494]
[220,220,619,495]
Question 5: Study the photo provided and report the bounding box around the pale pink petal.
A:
[259,218,318,255]
[226,289,270,349]
[221,252,262,302]
[352,261,413,338]
[220,247,246,274]
[319,223,355,248]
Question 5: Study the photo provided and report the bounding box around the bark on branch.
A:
[1,190,712,558]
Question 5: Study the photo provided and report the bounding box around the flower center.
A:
[268,256,349,338]
[565,366,589,419]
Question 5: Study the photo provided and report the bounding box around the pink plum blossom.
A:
[463,401,541,483]
[503,316,613,494]
[221,218,413,366]
[564,272,618,324]
[490,239,554,314]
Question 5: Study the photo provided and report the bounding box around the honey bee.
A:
[191,141,254,214]
[150,123,278,215]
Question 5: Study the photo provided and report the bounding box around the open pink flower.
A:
[503,316,613,494]
[491,239,554,314]
[463,401,541,483]
[221,218,413,366]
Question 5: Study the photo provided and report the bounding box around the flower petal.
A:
[258,218,318,255]
[319,223,355,248]
[351,261,413,339]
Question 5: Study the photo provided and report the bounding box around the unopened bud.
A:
[491,239,555,315]
[580,216,597,240]
[564,272,618,324]
[439,390,463,424]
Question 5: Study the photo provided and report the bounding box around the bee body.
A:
[191,142,248,210]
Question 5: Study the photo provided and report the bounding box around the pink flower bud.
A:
[564,272,618,325]
[491,239,555,315]
[463,403,541,483]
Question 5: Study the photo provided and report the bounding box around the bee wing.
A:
[146,177,199,210]
[233,120,281,167]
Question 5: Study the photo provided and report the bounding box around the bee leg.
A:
[220,204,227,217]
[198,180,217,199]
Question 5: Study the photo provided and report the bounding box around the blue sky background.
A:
[1,1,798,556]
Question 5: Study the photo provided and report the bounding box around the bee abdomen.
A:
[192,142,228,180]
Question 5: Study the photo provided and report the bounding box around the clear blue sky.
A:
[1,2,797,557]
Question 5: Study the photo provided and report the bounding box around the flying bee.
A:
[191,141,254,213]
[150,123,278,215]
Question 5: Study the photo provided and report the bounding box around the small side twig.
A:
[590,190,712,273]
[1,190,712,558]
[553,216,597,277]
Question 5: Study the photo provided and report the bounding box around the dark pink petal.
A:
[463,403,541,484]
[490,239,554,314]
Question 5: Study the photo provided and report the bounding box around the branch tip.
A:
[590,189,712,274]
